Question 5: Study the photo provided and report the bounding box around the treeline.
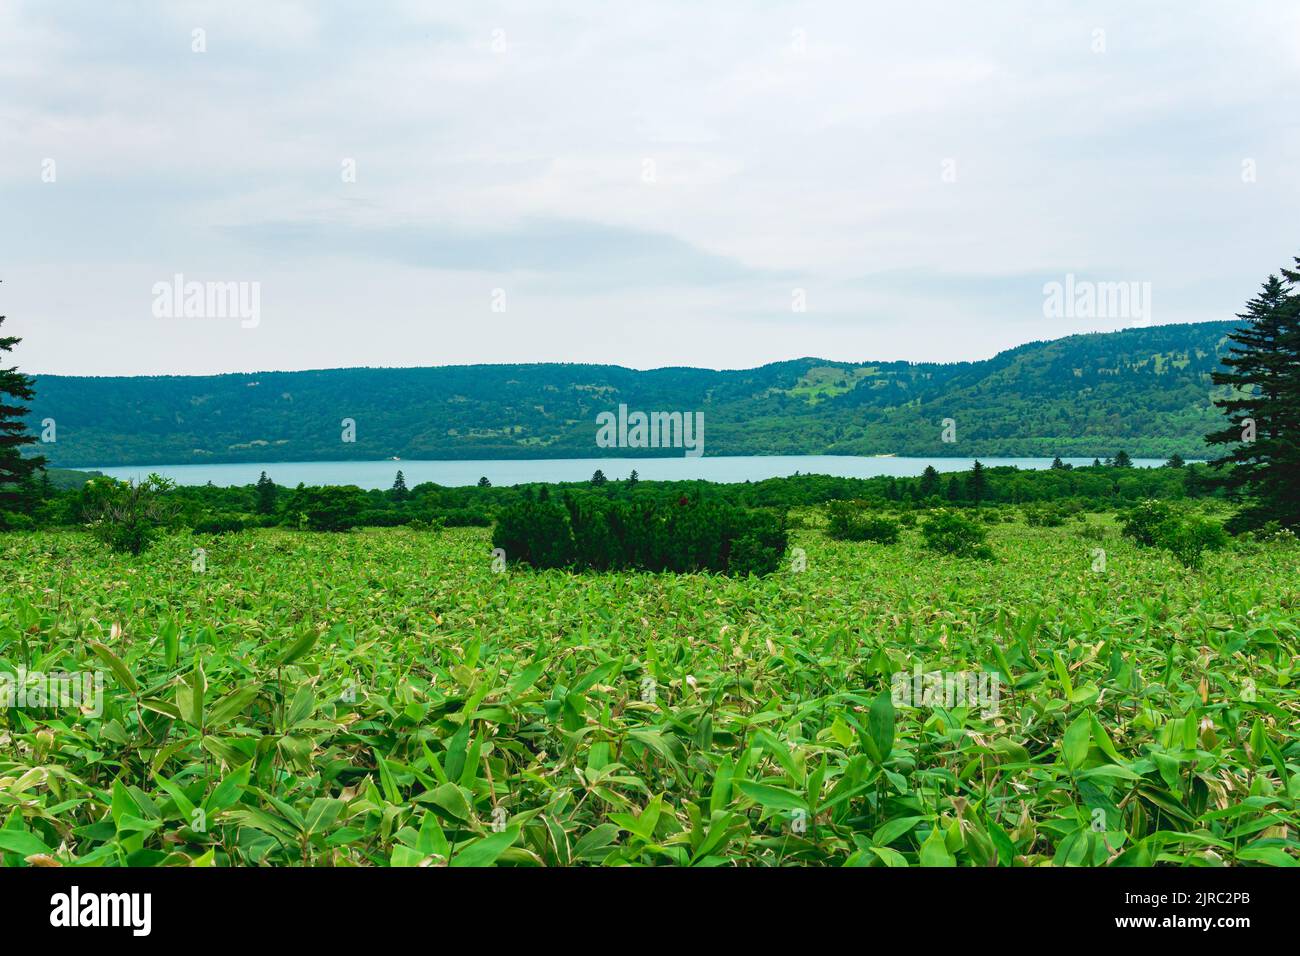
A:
[27,321,1237,466]
[3,456,1213,535]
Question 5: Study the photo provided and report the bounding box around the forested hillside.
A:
[28,321,1237,466]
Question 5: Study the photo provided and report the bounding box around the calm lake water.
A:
[88,456,1171,490]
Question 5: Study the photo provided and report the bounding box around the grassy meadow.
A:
[0,515,1297,866]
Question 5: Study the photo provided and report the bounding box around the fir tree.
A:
[967,459,987,505]
[918,465,941,499]
[0,287,44,515]
[391,470,409,501]
[255,471,278,514]
[1206,261,1300,527]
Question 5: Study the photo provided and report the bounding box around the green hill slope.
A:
[28,321,1237,466]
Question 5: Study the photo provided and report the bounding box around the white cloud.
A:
[1,0,1298,374]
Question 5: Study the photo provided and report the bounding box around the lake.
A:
[87,456,1173,489]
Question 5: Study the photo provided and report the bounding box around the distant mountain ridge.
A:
[29,321,1238,467]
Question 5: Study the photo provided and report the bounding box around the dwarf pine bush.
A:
[825,502,901,544]
[492,494,787,574]
[920,509,993,559]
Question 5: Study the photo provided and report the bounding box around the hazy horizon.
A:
[24,317,1235,379]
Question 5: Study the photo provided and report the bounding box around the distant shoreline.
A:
[81,455,1187,491]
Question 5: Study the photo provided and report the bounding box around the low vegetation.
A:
[0,513,1294,867]
[492,494,788,575]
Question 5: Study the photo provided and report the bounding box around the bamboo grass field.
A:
[2,513,1296,867]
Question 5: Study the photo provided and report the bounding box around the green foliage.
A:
[191,514,251,535]
[283,485,368,532]
[919,509,992,559]
[390,470,408,502]
[17,460,1225,544]
[492,499,576,569]
[1119,499,1177,547]
[825,502,901,543]
[438,507,492,527]
[1205,257,1300,530]
[1078,521,1108,542]
[0,510,36,531]
[255,471,277,515]
[967,459,988,505]
[406,516,445,532]
[82,475,177,555]
[29,322,1240,466]
[492,494,788,575]
[0,305,44,513]
[1157,513,1228,569]
[1121,498,1229,568]
[0,520,1293,867]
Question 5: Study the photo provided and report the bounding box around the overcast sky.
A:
[2,1,1298,376]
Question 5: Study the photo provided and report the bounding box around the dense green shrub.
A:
[283,485,368,532]
[440,508,492,527]
[725,510,789,576]
[825,502,901,543]
[1023,504,1066,527]
[1121,499,1228,568]
[492,494,787,574]
[82,475,178,555]
[1119,499,1176,547]
[406,516,445,532]
[191,514,249,535]
[492,500,576,569]
[1156,514,1228,569]
[564,496,622,571]
[354,509,409,528]
[920,509,993,559]
[1254,521,1298,546]
[1078,521,1108,542]
[0,511,35,531]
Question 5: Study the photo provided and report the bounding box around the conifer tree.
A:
[1206,260,1300,528]
[0,286,44,515]
[967,459,987,506]
[256,471,278,514]
[918,465,941,499]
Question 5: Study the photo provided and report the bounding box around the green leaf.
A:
[175,661,206,728]
[89,641,137,695]
[204,760,252,815]
[918,826,956,867]
[278,627,320,666]
[207,685,260,728]
[1053,652,1073,699]
[1062,714,1091,770]
[736,780,809,812]
[450,825,519,867]
[0,830,52,858]
[873,815,927,847]
[865,691,895,764]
